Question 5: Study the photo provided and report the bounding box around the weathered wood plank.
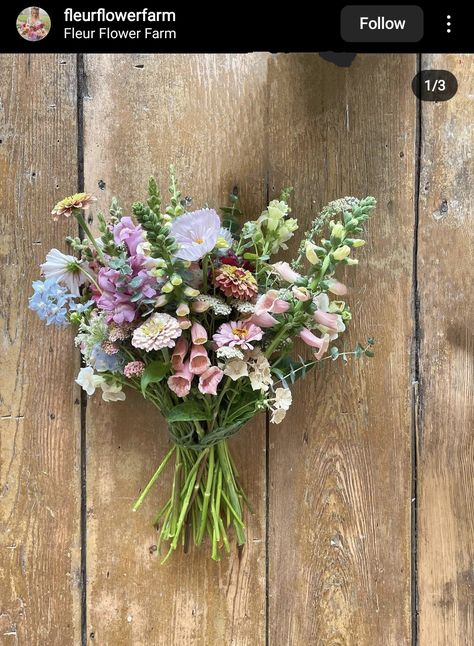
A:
[0,54,81,645]
[418,53,474,646]
[83,54,268,645]
[267,54,416,645]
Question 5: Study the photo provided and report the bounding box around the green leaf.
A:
[166,401,211,423]
[141,361,169,394]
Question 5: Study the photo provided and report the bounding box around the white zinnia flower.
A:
[273,387,292,410]
[100,381,126,402]
[270,408,287,424]
[132,313,182,351]
[223,358,248,381]
[41,248,86,296]
[75,366,104,396]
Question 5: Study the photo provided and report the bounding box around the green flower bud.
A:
[346,257,359,265]
[351,239,366,248]
[170,273,183,286]
[331,222,346,240]
[162,281,174,293]
[305,241,320,265]
[333,245,351,261]
[184,286,200,298]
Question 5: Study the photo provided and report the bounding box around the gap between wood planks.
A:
[411,52,423,646]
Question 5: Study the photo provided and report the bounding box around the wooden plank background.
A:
[0,53,472,645]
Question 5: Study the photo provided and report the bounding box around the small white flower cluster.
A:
[194,294,232,316]
[220,348,273,393]
[268,387,292,424]
[231,300,255,314]
[76,366,126,402]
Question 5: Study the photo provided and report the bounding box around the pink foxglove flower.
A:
[171,337,188,371]
[189,344,211,375]
[313,309,339,332]
[191,322,207,345]
[247,312,278,328]
[292,285,311,302]
[198,366,224,395]
[213,321,263,350]
[170,209,221,261]
[271,261,301,283]
[299,328,330,360]
[167,362,193,398]
[132,313,182,351]
[327,278,348,296]
[254,289,289,315]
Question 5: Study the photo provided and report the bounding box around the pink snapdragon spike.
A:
[198,366,224,395]
[167,362,193,398]
[313,309,339,332]
[213,320,263,350]
[112,216,146,256]
[327,278,348,296]
[247,311,278,328]
[171,337,189,371]
[189,344,211,375]
[271,261,301,283]
[299,328,330,360]
[191,321,208,345]
[255,289,289,315]
[169,209,221,261]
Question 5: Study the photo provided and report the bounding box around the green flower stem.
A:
[132,445,176,511]
[77,264,102,293]
[74,211,105,261]
[202,254,209,292]
[196,445,215,544]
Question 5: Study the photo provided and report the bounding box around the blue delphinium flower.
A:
[29,278,73,326]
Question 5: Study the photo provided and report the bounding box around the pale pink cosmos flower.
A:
[189,344,211,375]
[299,328,330,360]
[198,366,224,395]
[171,337,188,371]
[170,209,221,261]
[213,320,263,350]
[327,278,348,296]
[254,289,289,316]
[191,321,207,345]
[167,362,193,398]
[271,261,301,283]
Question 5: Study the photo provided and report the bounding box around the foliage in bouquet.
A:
[30,170,376,561]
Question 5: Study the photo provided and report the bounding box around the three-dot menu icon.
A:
[446,15,452,34]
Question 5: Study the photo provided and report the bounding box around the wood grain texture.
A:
[82,54,268,645]
[417,54,474,646]
[0,55,81,644]
[267,54,416,645]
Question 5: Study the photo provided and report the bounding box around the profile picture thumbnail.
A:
[16,7,50,41]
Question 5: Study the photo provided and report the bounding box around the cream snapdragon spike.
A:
[30,170,376,561]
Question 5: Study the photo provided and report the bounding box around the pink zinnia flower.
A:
[255,289,289,316]
[168,362,193,398]
[112,216,145,256]
[189,344,211,375]
[271,261,301,283]
[191,322,207,345]
[171,337,188,371]
[213,320,263,350]
[198,366,224,396]
[51,193,96,220]
[299,328,330,360]
[170,209,221,261]
[214,264,258,301]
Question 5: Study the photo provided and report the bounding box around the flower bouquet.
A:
[30,170,376,561]
[18,21,47,40]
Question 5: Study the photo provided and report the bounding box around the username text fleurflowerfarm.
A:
[63,8,177,40]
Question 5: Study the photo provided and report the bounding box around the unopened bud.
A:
[184,286,200,298]
[333,245,351,261]
[170,273,183,286]
[176,302,190,317]
[305,241,319,265]
[161,281,174,293]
